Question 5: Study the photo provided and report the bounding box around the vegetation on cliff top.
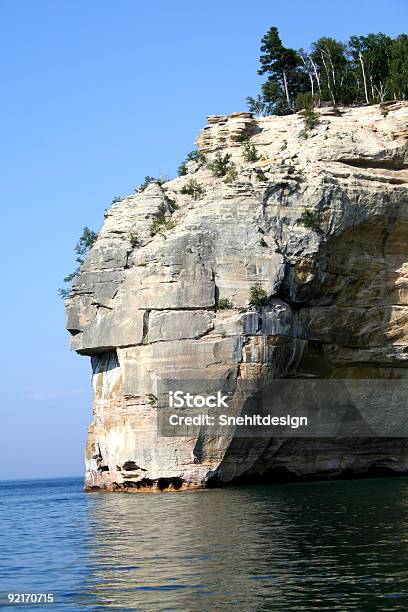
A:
[248,26,408,116]
[61,27,408,298]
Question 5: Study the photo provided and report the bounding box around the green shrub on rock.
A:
[300,108,320,136]
[299,209,322,232]
[129,232,141,248]
[178,150,206,176]
[166,197,179,210]
[209,152,232,177]
[59,226,98,299]
[232,132,250,143]
[243,142,259,162]
[150,214,175,236]
[186,149,206,163]
[178,162,188,176]
[180,179,204,200]
[249,283,269,308]
[224,166,238,183]
[138,176,167,191]
[254,168,268,182]
[216,297,234,310]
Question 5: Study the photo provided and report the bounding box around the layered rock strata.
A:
[65,103,408,491]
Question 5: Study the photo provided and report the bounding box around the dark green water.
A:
[1,476,408,610]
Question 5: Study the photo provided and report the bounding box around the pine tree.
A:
[258,26,303,113]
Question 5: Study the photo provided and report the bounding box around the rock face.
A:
[65,102,408,492]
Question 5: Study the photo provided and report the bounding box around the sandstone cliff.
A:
[65,102,408,491]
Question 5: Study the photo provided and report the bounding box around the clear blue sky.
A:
[1,0,406,480]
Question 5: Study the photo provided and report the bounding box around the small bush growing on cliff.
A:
[150,214,175,236]
[232,132,250,143]
[75,227,98,259]
[129,232,141,248]
[216,297,234,310]
[59,272,77,299]
[243,142,259,162]
[186,149,206,163]
[254,168,268,182]
[111,195,123,204]
[180,179,204,200]
[139,176,156,191]
[167,197,179,210]
[178,162,188,176]
[59,226,98,298]
[147,393,157,405]
[224,166,238,183]
[138,175,168,191]
[178,150,206,176]
[209,152,232,177]
[249,283,269,309]
[299,209,322,232]
[300,108,320,136]
[259,237,268,247]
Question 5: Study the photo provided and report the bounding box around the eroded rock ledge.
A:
[65,103,408,492]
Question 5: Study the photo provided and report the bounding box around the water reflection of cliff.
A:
[77,479,408,610]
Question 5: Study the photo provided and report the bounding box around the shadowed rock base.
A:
[85,437,408,493]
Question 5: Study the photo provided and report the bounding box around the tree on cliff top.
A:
[249,26,408,116]
[257,26,303,114]
[310,37,351,106]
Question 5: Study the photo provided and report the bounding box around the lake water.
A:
[1,476,408,610]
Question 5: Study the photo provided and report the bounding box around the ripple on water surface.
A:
[1,476,408,610]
